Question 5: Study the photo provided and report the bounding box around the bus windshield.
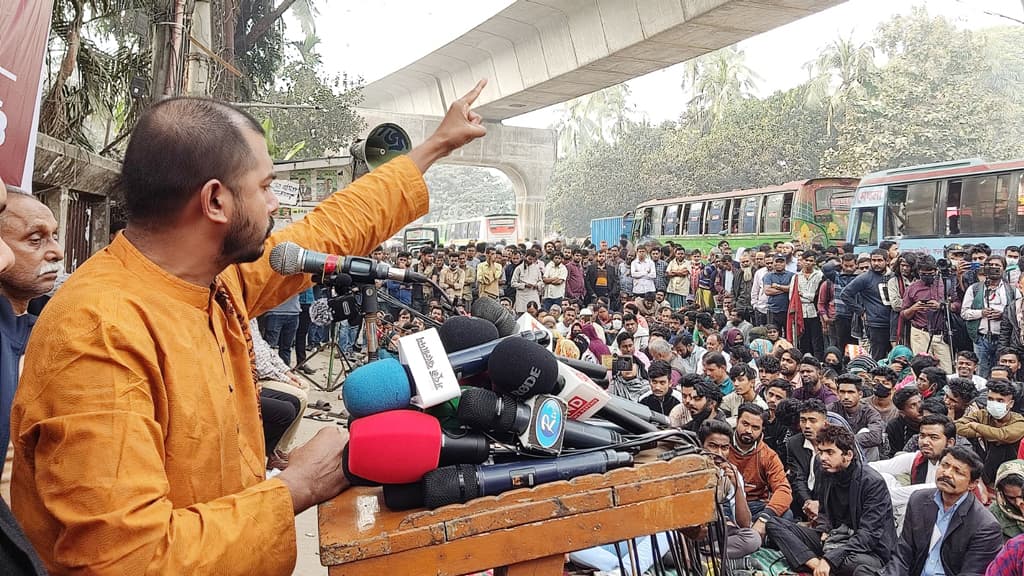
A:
[846,158,1024,254]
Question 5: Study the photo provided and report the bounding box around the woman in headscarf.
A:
[883,345,915,389]
[822,346,845,374]
[748,338,773,359]
[581,323,612,366]
[993,460,1024,542]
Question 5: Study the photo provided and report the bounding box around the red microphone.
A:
[344,410,490,484]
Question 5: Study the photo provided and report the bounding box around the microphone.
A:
[471,297,518,336]
[487,339,669,431]
[437,316,499,353]
[341,328,553,419]
[387,450,634,510]
[270,241,426,283]
[457,388,622,453]
[344,410,490,484]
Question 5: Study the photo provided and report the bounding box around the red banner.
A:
[0,0,54,190]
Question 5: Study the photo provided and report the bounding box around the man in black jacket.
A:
[883,446,1002,576]
[787,398,829,519]
[766,426,894,576]
[585,250,619,307]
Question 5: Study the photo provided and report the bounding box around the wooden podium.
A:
[318,454,717,575]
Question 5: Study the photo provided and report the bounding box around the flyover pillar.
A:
[355,108,555,243]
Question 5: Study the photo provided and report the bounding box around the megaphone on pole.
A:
[350,123,411,176]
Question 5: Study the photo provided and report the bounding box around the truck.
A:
[590,215,632,248]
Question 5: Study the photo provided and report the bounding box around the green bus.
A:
[628,177,859,251]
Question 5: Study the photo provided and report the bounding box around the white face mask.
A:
[612,319,623,330]
[1008,257,1019,267]
[987,400,1010,420]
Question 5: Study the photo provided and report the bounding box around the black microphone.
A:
[457,387,622,451]
[446,330,552,381]
[270,241,426,283]
[471,297,518,336]
[489,338,669,430]
[405,450,633,510]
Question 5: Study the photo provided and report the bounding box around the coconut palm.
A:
[554,84,632,156]
[802,35,877,135]
[681,46,760,133]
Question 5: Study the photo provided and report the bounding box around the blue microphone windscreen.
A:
[342,359,412,419]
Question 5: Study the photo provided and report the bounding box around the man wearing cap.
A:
[763,255,795,334]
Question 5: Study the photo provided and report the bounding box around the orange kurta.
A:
[10,157,428,575]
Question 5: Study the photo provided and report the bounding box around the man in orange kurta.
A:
[10,82,487,575]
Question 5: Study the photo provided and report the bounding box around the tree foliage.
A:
[257,37,365,160]
[546,9,1024,237]
[422,165,515,223]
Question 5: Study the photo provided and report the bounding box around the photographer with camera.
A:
[901,256,955,373]
[962,255,1018,378]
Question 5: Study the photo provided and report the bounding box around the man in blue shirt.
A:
[763,254,795,333]
[884,446,1002,576]
[0,187,64,476]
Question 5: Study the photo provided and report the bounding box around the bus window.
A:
[707,200,725,235]
[946,180,963,235]
[762,194,783,233]
[687,202,703,235]
[727,200,741,233]
[958,174,1011,235]
[855,209,878,246]
[740,197,758,233]
[663,204,680,235]
[639,207,652,238]
[679,204,689,235]
[650,205,665,236]
[781,193,793,233]
[888,182,938,237]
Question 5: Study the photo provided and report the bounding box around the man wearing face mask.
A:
[962,254,1017,378]
[901,256,954,373]
[1006,245,1021,286]
[867,366,899,423]
[956,380,1024,488]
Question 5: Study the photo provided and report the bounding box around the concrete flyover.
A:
[360,0,846,240]
[357,108,556,244]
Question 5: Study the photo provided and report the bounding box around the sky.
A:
[286,0,1023,129]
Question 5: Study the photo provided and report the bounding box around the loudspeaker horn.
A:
[350,123,411,171]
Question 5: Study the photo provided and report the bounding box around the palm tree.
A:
[681,46,760,133]
[41,0,152,154]
[802,35,877,135]
[554,84,632,156]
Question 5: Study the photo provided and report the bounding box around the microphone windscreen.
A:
[423,464,480,509]
[347,410,442,484]
[471,297,518,337]
[382,482,424,511]
[456,387,516,434]
[342,359,412,419]
[488,338,559,398]
[438,316,499,353]
[269,241,303,275]
[309,298,333,327]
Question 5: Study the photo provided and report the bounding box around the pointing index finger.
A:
[459,79,488,106]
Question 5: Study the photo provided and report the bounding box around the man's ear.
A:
[199,180,231,224]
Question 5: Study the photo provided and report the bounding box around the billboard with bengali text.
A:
[0,0,55,190]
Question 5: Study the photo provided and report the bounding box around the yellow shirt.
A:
[476,261,503,297]
[10,157,428,575]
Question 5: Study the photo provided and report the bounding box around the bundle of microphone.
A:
[337,297,682,511]
[267,243,686,511]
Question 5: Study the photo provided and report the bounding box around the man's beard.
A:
[222,214,273,264]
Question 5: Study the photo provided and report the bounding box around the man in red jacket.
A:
[728,403,793,541]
